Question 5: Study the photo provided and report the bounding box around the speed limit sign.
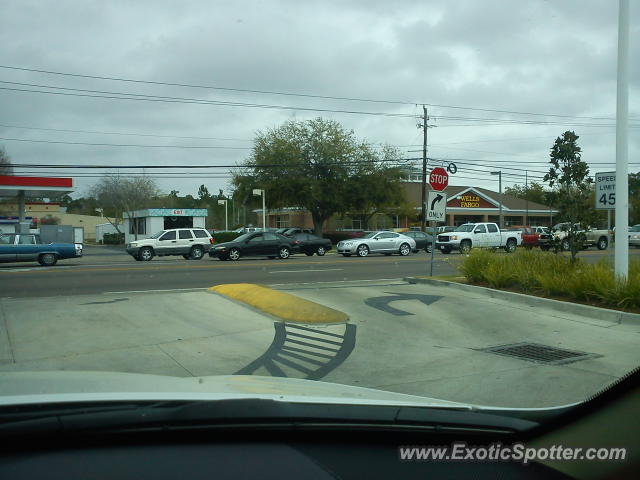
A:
[595,172,616,210]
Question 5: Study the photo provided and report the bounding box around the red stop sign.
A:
[429,167,449,191]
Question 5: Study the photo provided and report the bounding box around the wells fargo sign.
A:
[448,193,494,209]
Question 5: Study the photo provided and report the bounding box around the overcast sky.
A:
[0,0,638,199]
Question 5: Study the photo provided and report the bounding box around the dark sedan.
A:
[291,233,332,256]
[402,231,434,253]
[209,232,296,260]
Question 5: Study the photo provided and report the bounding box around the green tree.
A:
[543,131,596,261]
[197,185,211,202]
[504,182,550,206]
[233,118,409,233]
[630,172,640,225]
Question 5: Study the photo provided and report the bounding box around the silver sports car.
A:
[336,231,417,257]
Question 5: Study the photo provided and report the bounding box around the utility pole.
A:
[525,170,529,226]
[420,106,429,233]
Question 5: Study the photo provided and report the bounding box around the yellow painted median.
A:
[209,283,348,324]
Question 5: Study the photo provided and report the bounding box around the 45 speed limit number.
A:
[595,172,615,210]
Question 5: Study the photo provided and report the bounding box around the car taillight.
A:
[210,238,215,244]
[293,240,300,245]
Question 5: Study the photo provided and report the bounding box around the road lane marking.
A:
[102,287,210,294]
[268,268,344,274]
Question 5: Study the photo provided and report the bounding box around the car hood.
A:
[0,371,479,409]
[212,241,238,248]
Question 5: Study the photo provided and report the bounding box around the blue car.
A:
[0,233,83,266]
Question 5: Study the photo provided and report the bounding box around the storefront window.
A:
[275,215,289,228]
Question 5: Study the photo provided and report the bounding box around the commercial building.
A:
[256,182,558,231]
[123,208,208,244]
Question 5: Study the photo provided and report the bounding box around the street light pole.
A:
[217,200,228,231]
[252,189,266,231]
[615,0,629,279]
[491,171,503,228]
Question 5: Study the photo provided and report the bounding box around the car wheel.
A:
[459,241,472,254]
[139,247,154,261]
[38,253,57,267]
[189,246,204,260]
[357,244,369,257]
[426,245,433,254]
[597,237,608,250]
[278,247,291,259]
[228,248,241,261]
[316,246,326,256]
[561,239,570,251]
[505,238,517,253]
[399,242,411,256]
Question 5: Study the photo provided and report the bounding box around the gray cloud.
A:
[0,0,637,198]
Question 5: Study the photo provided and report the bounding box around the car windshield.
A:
[0,1,638,437]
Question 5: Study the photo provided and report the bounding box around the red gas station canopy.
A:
[0,175,74,197]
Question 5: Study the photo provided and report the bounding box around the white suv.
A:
[126,228,214,261]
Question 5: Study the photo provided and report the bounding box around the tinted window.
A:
[18,235,37,244]
[192,230,208,238]
[474,225,487,233]
[263,233,278,241]
[487,224,499,233]
[159,231,176,241]
[248,234,263,243]
[179,230,192,239]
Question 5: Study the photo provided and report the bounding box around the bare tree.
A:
[92,175,159,239]
[0,146,13,175]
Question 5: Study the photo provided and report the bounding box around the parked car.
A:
[126,228,214,261]
[336,231,416,257]
[505,226,552,250]
[291,233,332,256]
[0,233,82,266]
[629,225,640,247]
[402,230,434,253]
[209,232,296,260]
[282,227,314,237]
[551,223,610,250]
[436,223,522,254]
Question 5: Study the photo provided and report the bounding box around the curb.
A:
[404,277,640,325]
[209,283,349,324]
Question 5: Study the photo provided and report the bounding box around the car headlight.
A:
[632,234,640,239]
[343,242,353,247]
[449,235,458,241]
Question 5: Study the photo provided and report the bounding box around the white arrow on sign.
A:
[426,191,447,223]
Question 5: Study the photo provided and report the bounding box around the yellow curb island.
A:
[209,283,349,324]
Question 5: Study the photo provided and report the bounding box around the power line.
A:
[0,137,251,149]
[0,84,416,119]
[1,64,634,122]
[0,123,251,142]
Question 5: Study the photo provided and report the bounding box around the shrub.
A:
[458,249,494,283]
[458,250,640,311]
[103,232,125,245]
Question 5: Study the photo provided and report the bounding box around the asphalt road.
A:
[1,245,638,298]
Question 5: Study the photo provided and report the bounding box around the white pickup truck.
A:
[435,222,522,254]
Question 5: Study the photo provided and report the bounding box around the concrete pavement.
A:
[1,279,637,408]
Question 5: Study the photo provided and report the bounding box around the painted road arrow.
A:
[364,292,443,316]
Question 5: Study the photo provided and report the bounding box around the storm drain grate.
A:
[477,342,600,365]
